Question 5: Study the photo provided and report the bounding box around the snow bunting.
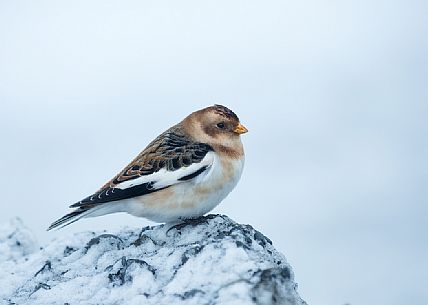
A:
[48,105,248,230]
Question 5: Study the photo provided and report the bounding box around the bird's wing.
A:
[70,127,214,208]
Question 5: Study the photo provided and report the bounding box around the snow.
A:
[0,217,38,262]
[0,215,306,305]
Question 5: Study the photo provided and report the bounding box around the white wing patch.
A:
[115,151,215,190]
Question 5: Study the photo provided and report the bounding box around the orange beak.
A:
[234,123,248,134]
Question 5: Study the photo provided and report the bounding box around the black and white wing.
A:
[48,127,214,230]
[73,127,214,207]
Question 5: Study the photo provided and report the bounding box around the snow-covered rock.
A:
[0,215,306,305]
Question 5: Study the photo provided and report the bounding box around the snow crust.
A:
[0,215,306,305]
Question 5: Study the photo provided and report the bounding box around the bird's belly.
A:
[126,156,244,222]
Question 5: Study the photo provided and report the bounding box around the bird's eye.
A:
[216,122,225,129]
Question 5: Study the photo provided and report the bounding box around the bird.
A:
[48,105,248,230]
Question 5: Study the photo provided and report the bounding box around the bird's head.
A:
[183,104,248,155]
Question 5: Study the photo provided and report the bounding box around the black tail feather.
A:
[47,209,88,231]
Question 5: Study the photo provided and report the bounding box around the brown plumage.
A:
[48,104,248,230]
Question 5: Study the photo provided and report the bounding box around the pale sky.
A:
[1,1,427,305]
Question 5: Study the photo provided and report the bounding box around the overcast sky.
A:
[1,1,427,305]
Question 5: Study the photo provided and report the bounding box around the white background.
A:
[1,1,427,305]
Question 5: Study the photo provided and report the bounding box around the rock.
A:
[0,215,306,305]
[0,217,38,263]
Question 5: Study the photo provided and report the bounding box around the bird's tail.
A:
[47,202,121,231]
[47,206,96,231]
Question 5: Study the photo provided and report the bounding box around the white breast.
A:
[126,153,245,222]
[193,153,245,212]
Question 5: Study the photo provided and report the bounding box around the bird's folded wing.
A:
[70,128,214,208]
